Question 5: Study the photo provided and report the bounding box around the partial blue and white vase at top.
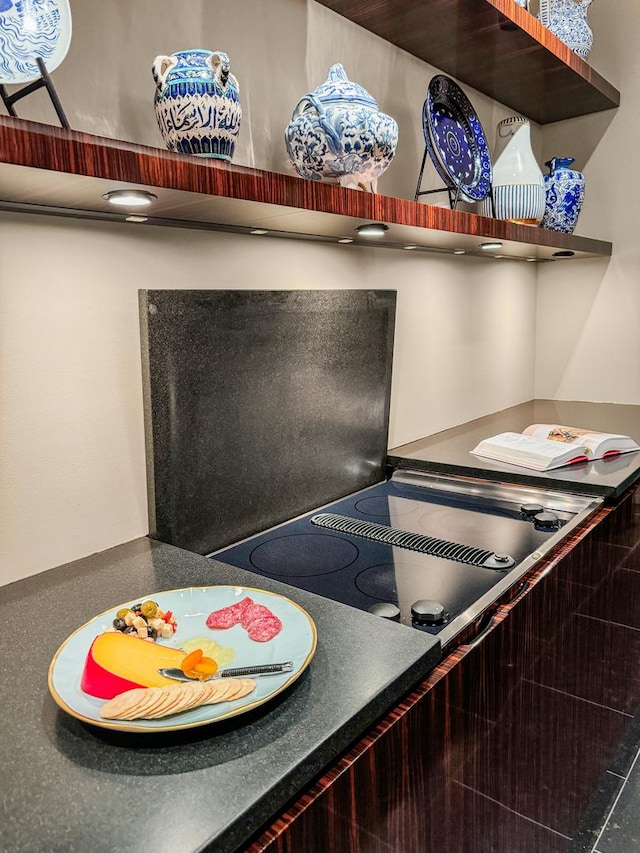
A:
[152,49,241,160]
[284,63,398,193]
[479,115,545,225]
[540,157,585,233]
[539,0,594,60]
[0,0,72,85]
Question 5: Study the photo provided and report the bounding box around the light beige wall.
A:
[535,2,640,404]
[1,0,551,583]
[0,214,535,584]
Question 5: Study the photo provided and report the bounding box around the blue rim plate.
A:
[48,585,317,733]
[422,75,492,203]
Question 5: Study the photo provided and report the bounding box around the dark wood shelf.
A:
[0,117,611,261]
[316,0,620,124]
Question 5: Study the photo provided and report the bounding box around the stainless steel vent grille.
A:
[310,513,514,569]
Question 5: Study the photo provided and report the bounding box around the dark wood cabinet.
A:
[243,483,640,852]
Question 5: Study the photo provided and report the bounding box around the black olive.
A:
[112,618,126,631]
[147,626,157,641]
[123,626,137,634]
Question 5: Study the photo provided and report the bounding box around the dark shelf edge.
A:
[315,0,620,124]
[0,117,612,258]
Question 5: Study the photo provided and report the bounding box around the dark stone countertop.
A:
[389,400,640,500]
[0,537,440,853]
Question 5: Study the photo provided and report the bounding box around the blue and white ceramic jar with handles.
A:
[284,63,398,193]
[540,157,586,233]
[152,49,241,160]
[0,0,72,85]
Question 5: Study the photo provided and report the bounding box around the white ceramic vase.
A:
[479,116,545,225]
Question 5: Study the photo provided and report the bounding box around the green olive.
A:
[116,607,133,620]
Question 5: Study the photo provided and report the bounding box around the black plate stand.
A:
[414,144,496,216]
[0,57,69,128]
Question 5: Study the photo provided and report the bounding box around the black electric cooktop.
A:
[212,470,601,646]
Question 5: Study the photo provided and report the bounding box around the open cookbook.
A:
[471,423,640,472]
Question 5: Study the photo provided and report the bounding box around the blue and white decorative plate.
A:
[48,585,317,733]
[422,75,492,203]
[0,0,72,85]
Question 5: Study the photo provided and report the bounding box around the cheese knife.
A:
[158,660,294,681]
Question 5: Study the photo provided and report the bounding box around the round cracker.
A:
[118,686,166,720]
[140,685,184,719]
[100,687,150,720]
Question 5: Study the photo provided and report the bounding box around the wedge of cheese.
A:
[81,631,185,699]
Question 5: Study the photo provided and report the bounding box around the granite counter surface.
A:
[389,400,640,500]
[0,538,440,853]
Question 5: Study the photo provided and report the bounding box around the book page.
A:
[491,433,570,458]
[524,424,610,457]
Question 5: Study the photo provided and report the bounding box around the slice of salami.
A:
[206,596,254,630]
[241,603,283,642]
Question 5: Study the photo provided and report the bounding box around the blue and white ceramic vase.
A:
[479,116,545,225]
[152,49,241,160]
[284,63,398,193]
[540,157,585,233]
[539,0,593,60]
[0,0,72,85]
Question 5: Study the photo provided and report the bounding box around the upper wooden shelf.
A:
[0,117,611,261]
[316,0,620,124]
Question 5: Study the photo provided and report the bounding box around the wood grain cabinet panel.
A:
[243,485,640,852]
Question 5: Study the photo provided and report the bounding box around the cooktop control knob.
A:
[533,511,560,529]
[368,602,401,621]
[411,600,446,626]
[521,503,544,517]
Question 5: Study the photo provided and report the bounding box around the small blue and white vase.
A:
[152,49,241,160]
[284,63,398,193]
[0,0,72,85]
[540,157,586,233]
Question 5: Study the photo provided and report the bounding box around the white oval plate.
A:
[48,585,317,733]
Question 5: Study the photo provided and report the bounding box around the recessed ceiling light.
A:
[453,249,466,255]
[102,189,157,207]
[403,244,417,250]
[355,223,389,237]
[526,257,537,262]
[250,229,269,235]
[125,215,148,223]
[481,241,503,251]
[337,237,354,244]
[494,254,505,259]
[552,250,575,258]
